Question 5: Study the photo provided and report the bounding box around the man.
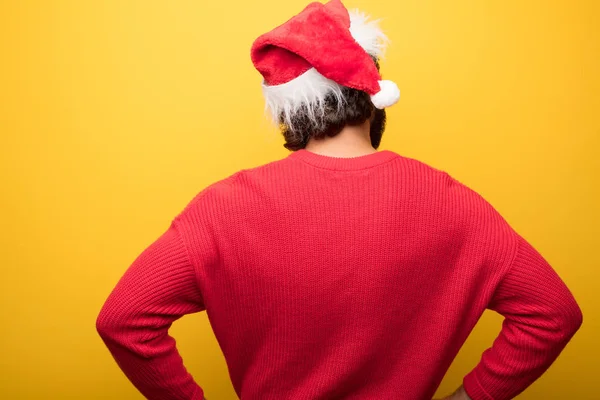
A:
[96,1,583,399]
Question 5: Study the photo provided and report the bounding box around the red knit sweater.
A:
[96,149,582,400]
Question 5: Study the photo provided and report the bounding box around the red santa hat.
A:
[251,0,400,127]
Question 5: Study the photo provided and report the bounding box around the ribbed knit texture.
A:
[96,149,583,400]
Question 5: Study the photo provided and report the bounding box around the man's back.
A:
[159,149,580,399]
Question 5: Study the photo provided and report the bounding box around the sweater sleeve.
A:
[463,232,583,400]
[96,218,206,400]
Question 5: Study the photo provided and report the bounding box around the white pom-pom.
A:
[370,80,400,109]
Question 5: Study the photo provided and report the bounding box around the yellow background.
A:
[1,0,598,398]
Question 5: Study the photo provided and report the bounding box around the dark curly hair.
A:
[280,58,387,151]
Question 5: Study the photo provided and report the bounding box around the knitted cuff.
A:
[463,370,494,400]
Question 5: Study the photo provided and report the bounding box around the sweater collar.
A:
[288,148,399,171]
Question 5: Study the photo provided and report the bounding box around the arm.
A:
[463,233,583,400]
[96,218,206,400]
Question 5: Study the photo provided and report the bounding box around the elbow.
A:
[95,306,150,359]
[95,303,162,359]
[556,296,583,341]
[96,307,115,340]
[568,302,583,334]
[96,302,125,343]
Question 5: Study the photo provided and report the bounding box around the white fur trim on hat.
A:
[349,9,389,58]
[261,67,344,130]
[371,80,400,109]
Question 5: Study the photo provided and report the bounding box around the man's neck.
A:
[304,122,376,158]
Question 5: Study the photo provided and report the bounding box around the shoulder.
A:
[390,153,464,197]
[445,173,509,225]
[397,154,505,217]
[401,154,518,250]
[444,172,519,271]
[172,155,287,221]
[172,171,242,223]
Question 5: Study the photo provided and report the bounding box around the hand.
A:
[434,385,472,400]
